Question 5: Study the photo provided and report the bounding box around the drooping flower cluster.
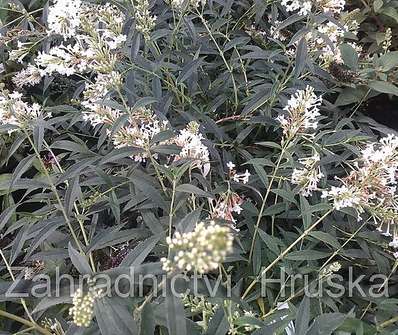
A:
[47,0,83,39]
[291,153,324,196]
[227,161,251,184]
[161,221,234,274]
[35,43,90,77]
[30,2,126,78]
[0,90,51,133]
[134,0,157,40]
[69,287,102,327]
[322,134,398,256]
[281,0,345,16]
[174,121,210,176]
[212,192,244,224]
[276,86,322,139]
[12,65,42,88]
[111,108,170,162]
[82,71,123,113]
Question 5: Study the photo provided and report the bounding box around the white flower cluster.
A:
[161,221,234,274]
[36,43,90,77]
[269,20,287,42]
[321,184,362,210]
[212,192,244,224]
[169,0,202,10]
[28,2,126,80]
[47,0,82,39]
[320,261,341,277]
[314,22,345,64]
[281,0,312,16]
[322,134,398,256]
[12,65,42,88]
[111,109,169,162]
[93,4,127,50]
[291,153,324,197]
[281,0,345,16]
[227,161,251,184]
[135,0,157,40]
[84,72,121,103]
[276,86,322,139]
[69,287,102,327]
[83,105,122,128]
[279,1,360,67]
[174,121,210,176]
[0,90,51,133]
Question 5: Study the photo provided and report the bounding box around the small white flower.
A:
[227,161,236,170]
[389,237,398,249]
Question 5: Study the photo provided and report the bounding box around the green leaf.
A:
[166,278,187,335]
[369,81,398,96]
[294,38,307,76]
[176,184,215,199]
[178,58,203,83]
[68,243,92,275]
[139,303,155,335]
[120,234,163,266]
[340,44,358,70]
[296,296,310,335]
[307,313,347,335]
[286,250,331,261]
[242,90,271,115]
[309,231,341,249]
[271,189,298,205]
[0,206,16,231]
[10,155,35,190]
[94,297,139,335]
[176,208,202,233]
[379,51,398,71]
[373,0,383,12]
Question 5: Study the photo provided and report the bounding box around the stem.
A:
[43,140,96,271]
[0,250,35,325]
[169,180,177,238]
[197,11,239,107]
[148,151,168,194]
[248,145,287,263]
[242,209,332,299]
[0,310,52,335]
[23,131,85,255]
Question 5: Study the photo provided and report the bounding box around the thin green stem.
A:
[242,209,333,299]
[0,250,35,325]
[43,140,96,271]
[248,144,287,263]
[0,310,51,335]
[169,180,177,238]
[196,11,239,107]
[23,131,84,255]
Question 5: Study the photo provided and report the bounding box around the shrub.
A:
[0,0,397,334]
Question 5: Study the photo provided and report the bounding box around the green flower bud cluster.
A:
[162,221,234,274]
[69,287,102,327]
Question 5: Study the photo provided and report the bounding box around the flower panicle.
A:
[161,221,234,274]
